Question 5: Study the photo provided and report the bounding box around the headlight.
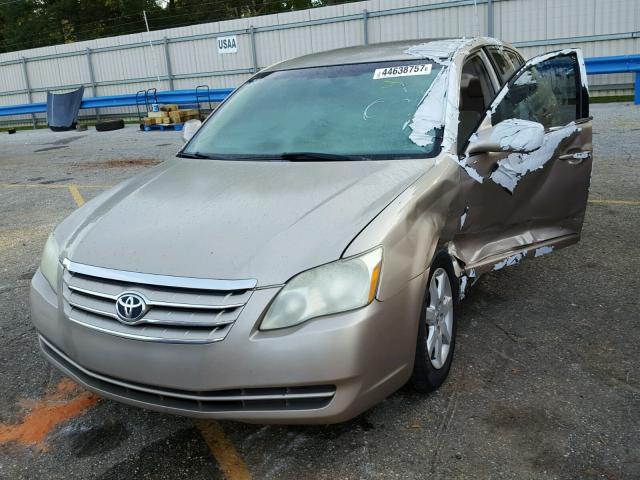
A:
[260,247,382,331]
[40,234,61,291]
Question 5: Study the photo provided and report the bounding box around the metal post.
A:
[362,9,369,45]
[20,57,36,128]
[143,10,162,85]
[249,26,258,73]
[635,72,640,105]
[85,48,100,121]
[163,37,174,90]
[487,0,494,37]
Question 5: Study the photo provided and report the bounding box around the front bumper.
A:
[30,269,425,424]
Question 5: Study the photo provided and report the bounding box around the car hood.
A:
[63,158,434,286]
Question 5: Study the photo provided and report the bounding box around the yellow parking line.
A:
[588,199,640,206]
[0,183,113,189]
[194,420,251,480]
[67,185,85,207]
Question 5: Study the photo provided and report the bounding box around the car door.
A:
[453,49,592,274]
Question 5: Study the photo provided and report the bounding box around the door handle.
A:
[559,151,591,164]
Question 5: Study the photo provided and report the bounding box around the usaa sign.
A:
[217,35,238,54]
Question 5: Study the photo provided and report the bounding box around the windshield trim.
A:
[181,59,446,161]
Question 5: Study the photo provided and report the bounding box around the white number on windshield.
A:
[373,64,432,80]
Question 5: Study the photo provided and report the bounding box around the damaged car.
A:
[31,37,592,423]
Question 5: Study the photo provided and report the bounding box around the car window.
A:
[184,61,445,160]
[505,50,524,70]
[492,54,579,130]
[458,55,495,149]
[487,47,517,84]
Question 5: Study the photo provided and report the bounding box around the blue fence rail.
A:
[0,88,234,117]
[584,54,640,104]
[0,55,638,119]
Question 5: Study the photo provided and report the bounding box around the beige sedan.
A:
[31,37,592,423]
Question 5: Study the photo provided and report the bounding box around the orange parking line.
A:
[0,378,99,451]
[194,420,251,480]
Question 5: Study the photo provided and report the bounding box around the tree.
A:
[0,0,359,53]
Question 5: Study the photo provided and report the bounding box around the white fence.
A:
[0,0,638,123]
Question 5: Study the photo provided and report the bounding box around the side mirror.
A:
[181,119,202,143]
[467,118,544,155]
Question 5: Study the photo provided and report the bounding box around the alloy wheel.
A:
[425,268,454,369]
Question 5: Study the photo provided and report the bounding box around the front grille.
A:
[39,336,335,412]
[62,259,256,343]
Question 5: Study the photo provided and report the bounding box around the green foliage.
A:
[0,0,355,53]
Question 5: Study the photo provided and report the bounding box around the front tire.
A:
[411,253,458,393]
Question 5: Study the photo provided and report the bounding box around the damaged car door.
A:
[454,49,592,273]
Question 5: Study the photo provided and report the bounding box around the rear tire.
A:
[95,119,125,132]
[411,252,458,393]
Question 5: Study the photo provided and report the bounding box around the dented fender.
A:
[343,157,461,301]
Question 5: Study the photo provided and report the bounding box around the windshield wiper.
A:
[177,151,241,160]
[177,151,369,161]
[280,152,367,161]
[176,151,212,159]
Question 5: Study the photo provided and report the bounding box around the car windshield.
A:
[183,60,445,160]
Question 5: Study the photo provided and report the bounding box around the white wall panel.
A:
[496,0,548,43]
[0,64,25,92]
[376,11,419,42]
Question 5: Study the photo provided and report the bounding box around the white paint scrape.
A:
[493,253,524,271]
[404,39,468,62]
[404,39,472,153]
[459,155,484,183]
[459,275,468,300]
[534,246,554,257]
[408,68,449,147]
[459,208,468,229]
[490,124,578,192]
[493,119,544,152]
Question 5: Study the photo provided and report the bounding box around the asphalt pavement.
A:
[0,103,638,479]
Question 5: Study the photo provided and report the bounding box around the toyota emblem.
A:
[115,292,147,323]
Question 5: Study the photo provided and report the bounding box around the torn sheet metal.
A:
[490,123,579,193]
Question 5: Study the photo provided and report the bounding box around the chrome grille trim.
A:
[63,259,257,291]
[65,316,228,344]
[67,284,246,310]
[65,296,236,328]
[61,259,254,343]
[67,298,119,320]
